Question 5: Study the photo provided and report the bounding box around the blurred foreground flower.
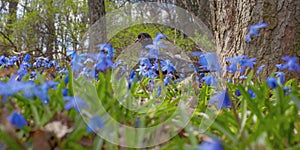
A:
[209,90,231,109]
[63,95,88,111]
[7,111,28,129]
[281,56,300,72]
[198,137,224,150]
[267,77,277,89]
[275,72,285,85]
[0,76,30,101]
[246,20,268,43]
[248,89,256,98]
[86,115,105,133]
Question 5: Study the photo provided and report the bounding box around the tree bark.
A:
[175,0,211,29]
[2,0,19,53]
[210,0,300,79]
[7,0,18,34]
[88,0,106,52]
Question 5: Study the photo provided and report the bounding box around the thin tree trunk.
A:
[88,0,106,52]
[45,0,55,60]
[7,0,18,34]
[210,0,300,80]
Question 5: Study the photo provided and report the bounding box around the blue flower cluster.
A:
[0,76,58,104]
[0,53,66,81]
[66,43,115,79]
[226,56,256,74]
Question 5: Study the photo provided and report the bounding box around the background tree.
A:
[209,0,300,79]
[87,0,106,52]
[0,0,88,63]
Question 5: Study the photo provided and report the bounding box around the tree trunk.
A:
[45,0,55,60]
[175,0,211,29]
[210,0,300,80]
[7,0,18,34]
[2,0,19,53]
[88,0,106,52]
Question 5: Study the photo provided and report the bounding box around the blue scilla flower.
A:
[239,57,256,74]
[248,89,256,98]
[147,33,167,49]
[30,71,37,80]
[7,111,28,129]
[256,64,265,74]
[0,76,29,102]
[188,63,199,73]
[86,115,105,133]
[267,77,277,89]
[201,75,218,87]
[17,68,28,80]
[24,84,49,104]
[128,70,136,89]
[0,55,8,66]
[149,48,160,59]
[144,33,167,59]
[235,89,241,97]
[20,61,32,68]
[209,90,231,109]
[275,72,285,85]
[95,55,114,72]
[43,80,59,90]
[129,70,135,81]
[226,56,246,73]
[48,60,59,69]
[146,69,157,78]
[161,59,176,73]
[63,96,88,111]
[281,56,300,72]
[276,64,284,70]
[246,20,268,43]
[226,56,256,74]
[198,138,224,150]
[67,50,85,72]
[8,56,19,66]
[283,86,291,95]
[18,61,31,80]
[42,57,50,67]
[33,57,43,68]
[139,58,152,68]
[151,60,160,70]
[62,88,68,97]
[189,51,209,70]
[24,81,57,104]
[98,43,115,57]
[154,33,167,44]
[23,53,31,61]
[64,75,69,85]
[203,53,222,73]
[136,65,147,76]
[164,77,171,86]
